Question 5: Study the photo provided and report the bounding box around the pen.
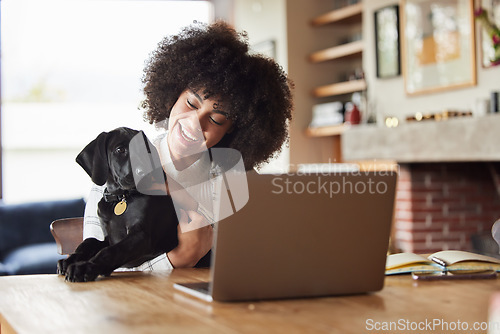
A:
[429,256,447,267]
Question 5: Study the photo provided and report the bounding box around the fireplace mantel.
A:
[342,114,500,163]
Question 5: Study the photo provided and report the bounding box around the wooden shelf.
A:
[305,124,348,137]
[300,2,364,162]
[309,40,363,63]
[311,3,363,26]
[312,79,366,98]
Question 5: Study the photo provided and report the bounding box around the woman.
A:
[84,21,293,269]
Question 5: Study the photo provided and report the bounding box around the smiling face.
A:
[167,89,233,168]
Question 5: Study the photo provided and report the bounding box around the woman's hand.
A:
[167,209,213,268]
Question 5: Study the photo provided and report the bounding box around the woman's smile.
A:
[178,118,202,143]
[171,115,206,157]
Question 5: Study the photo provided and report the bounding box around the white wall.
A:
[364,0,500,122]
[233,0,290,172]
[233,0,288,70]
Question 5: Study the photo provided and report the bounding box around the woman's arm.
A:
[167,209,213,268]
[83,184,106,240]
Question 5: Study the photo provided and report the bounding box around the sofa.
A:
[0,198,86,275]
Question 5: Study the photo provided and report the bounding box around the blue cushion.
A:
[0,198,85,259]
[2,243,66,275]
[0,262,9,275]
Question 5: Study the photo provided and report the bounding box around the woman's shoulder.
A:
[152,131,168,148]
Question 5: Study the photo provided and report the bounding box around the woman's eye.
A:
[187,99,197,109]
[209,116,224,126]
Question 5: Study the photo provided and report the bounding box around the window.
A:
[1,0,212,203]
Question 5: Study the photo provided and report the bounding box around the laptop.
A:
[174,171,397,302]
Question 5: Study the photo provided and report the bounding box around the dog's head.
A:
[76,127,165,193]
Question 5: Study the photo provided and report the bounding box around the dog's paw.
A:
[58,253,83,276]
[57,259,68,275]
[65,261,100,283]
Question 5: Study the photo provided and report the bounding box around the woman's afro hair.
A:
[141,21,293,170]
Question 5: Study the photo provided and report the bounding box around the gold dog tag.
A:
[114,199,127,216]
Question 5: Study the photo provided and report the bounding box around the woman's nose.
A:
[184,110,207,140]
[195,110,209,130]
[182,110,202,130]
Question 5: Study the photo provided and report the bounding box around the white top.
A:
[83,132,221,271]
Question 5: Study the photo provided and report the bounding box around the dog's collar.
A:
[103,189,138,203]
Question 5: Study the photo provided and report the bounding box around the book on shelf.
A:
[386,250,500,275]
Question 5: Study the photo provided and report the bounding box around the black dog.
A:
[58,127,179,282]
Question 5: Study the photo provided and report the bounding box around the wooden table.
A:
[1,269,500,333]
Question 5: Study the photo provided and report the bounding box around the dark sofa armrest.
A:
[0,198,86,259]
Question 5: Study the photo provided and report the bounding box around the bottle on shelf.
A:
[344,102,361,125]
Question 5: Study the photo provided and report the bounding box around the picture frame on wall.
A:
[374,5,401,78]
[251,40,276,59]
[401,0,476,95]
[478,0,500,68]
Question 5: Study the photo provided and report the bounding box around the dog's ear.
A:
[76,131,109,186]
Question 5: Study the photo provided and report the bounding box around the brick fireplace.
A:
[393,162,500,254]
[342,115,500,255]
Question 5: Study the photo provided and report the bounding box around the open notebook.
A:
[386,250,500,275]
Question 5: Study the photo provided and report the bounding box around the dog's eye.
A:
[114,146,127,155]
